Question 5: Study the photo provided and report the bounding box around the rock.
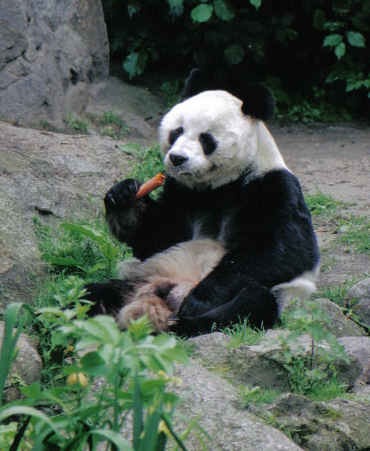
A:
[173,360,302,450]
[0,321,42,402]
[347,278,370,329]
[338,336,370,392]
[190,330,362,391]
[86,77,166,141]
[250,393,370,451]
[0,121,136,307]
[347,278,370,300]
[283,298,365,337]
[0,0,109,127]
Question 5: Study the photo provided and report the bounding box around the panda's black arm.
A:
[104,178,188,259]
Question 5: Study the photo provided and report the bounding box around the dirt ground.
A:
[271,123,369,288]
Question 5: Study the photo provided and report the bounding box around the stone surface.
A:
[0,0,109,126]
[338,336,370,392]
[191,330,362,391]
[0,121,134,307]
[86,76,165,141]
[284,298,365,337]
[347,278,370,329]
[174,360,302,451]
[249,393,370,451]
[0,321,42,401]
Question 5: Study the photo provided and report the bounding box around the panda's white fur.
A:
[159,90,287,189]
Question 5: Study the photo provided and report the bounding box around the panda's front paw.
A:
[178,293,212,318]
[104,179,141,212]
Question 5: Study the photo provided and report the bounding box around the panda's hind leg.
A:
[84,279,134,316]
[117,278,175,332]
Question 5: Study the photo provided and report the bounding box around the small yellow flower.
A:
[66,372,88,387]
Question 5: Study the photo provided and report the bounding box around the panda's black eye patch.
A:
[169,127,184,146]
[199,132,217,155]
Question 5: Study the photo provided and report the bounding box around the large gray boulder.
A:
[191,330,362,391]
[249,393,370,451]
[347,278,370,329]
[0,121,134,307]
[0,0,109,126]
[174,360,302,451]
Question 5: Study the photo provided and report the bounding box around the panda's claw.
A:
[104,179,141,211]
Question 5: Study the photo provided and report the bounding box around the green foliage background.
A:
[102,0,369,119]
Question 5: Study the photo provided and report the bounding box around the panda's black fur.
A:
[85,71,320,336]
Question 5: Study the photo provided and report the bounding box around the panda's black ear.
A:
[182,68,205,99]
[240,85,275,121]
[182,68,275,121]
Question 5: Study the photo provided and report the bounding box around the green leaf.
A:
[74,316,120,347]
[133,376,144,450]
[335,42,346,59]
[123,51,148,79]
[323,34,342,47]
[249,0,262,9]
[191,4,213,23]
[0,303,27,407]
[167,0,184,16]
[346,31,366,48]
[214,0,234,21]
[224,44,245,64]
[89,429,131,450]
[81,351,107,376]
[0,406,60,435]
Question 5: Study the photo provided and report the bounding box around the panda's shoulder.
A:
[244,169,304,205]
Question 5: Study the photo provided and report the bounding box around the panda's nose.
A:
[170,154,188,167]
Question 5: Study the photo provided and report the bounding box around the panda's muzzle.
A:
[169,153,188,167]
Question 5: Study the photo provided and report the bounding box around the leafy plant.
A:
[0,316,189,450]
[103,0,369,119]
[34,217,131,280]
[279,301,349,399]
[1,207,193,450]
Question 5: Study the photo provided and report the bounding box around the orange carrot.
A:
[136,173,166,199]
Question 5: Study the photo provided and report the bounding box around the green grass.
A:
[33,216,131,282]
[122,143,164,183]
[307,379,347,402]
[65,114,89,134]
[305,192,343,217]
[316,281,353,307]
[223,319,265,348]
[89,111,130,139]
[338,215,370,254]
[241,386,281,407]
[305,192,370,254]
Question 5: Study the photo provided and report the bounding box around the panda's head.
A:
[159,71,287,189]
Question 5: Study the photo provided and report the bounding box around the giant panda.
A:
[86,70,320,336]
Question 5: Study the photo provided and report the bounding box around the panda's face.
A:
[159,90,259,189]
